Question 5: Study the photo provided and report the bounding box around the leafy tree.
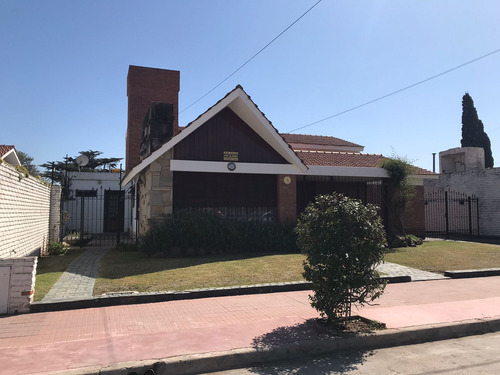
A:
[461,93,494,168]
[380,156,415,237]
[296,193,387,325]
[17,150,40,176]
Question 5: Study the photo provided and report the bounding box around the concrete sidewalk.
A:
[3,277,500,375]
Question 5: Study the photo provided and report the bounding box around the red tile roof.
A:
[297,150,384,168]
[0,145,15,158]
[297,150,436,175]
[281,133,362,148]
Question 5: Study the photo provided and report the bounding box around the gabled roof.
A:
[122,86,308,185]
[0,145,21,166]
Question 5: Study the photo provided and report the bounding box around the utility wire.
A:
[288,47,500,133]
[180,0,323,114]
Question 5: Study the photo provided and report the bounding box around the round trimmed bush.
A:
[296,193,387,324]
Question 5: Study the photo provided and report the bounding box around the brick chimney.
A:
[126,65,180,172]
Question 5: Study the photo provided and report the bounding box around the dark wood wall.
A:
[174,172,277,208]
[174,107,288,164]
[296,177,385,216]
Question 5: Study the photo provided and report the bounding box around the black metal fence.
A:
[425,190,479,237]
[61,189,136,247]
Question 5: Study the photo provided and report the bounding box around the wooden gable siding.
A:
[173,171,277,208]
[174,107,288,164]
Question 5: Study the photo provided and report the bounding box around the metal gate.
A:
[425,190,479,237]
[61,188,135,247]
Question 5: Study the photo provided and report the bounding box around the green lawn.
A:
[35,240,500,299]
[34,248,87,301]
[94,250,306,295]
[385,240,500,273]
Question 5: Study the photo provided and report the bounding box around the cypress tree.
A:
[460,93,494,168]
[478,120,494,168]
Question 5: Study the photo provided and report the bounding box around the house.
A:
[122,66,436,237]
[0,145,21,167]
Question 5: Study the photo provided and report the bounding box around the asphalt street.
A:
[207,332,500,375]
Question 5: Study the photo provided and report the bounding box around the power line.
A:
[180,0,323,114]
[288,47,500,133]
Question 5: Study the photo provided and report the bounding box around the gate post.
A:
[468,196,472,236]
[444,191,449,236]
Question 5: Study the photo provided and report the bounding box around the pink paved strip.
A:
[0,291,319,374]
[2,277,500,374]
[357,277,500,328]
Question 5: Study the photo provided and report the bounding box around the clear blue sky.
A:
[1,0,499,172]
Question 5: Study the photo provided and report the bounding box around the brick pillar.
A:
[401,185,426,236]
[277,175,297,223]
[126,66,180,172]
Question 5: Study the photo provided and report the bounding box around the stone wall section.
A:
[49,185,62,242]
[0,162,53,258]
[137,150,173,235]
[424,168,500,237]
[0,257,37,314]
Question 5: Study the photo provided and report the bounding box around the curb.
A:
[31,276,410,313]
[444,268,500,278]
[47,316,500,375]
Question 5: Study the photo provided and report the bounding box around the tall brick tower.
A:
[126,66,180,172]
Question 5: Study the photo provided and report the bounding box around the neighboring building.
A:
[0,145,56,314]
[122,66,436,237]
[425,147,500,237]
[439,147,485,174]
[62,171,133,239]
[0,145,21,167]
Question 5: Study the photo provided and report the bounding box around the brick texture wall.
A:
[401,185,425,237]
[126,65,180,172]
[0,162,53,258]
[424,168,500,237]
[0,257,37,314]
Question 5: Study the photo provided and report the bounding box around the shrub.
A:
[137,212,298,257]
[380,156,416,237]
[296,193,387,325]
[387,234,423,248]
[48,241,69,256]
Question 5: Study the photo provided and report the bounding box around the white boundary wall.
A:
[0,161,56,258]
[424,168,500,237]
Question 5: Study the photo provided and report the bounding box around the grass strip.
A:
[385,240,500,273]
[94,250,306,295]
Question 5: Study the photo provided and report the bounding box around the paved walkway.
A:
[376,261,447,281]
[41,247,109,302]
[4,277,500,375]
